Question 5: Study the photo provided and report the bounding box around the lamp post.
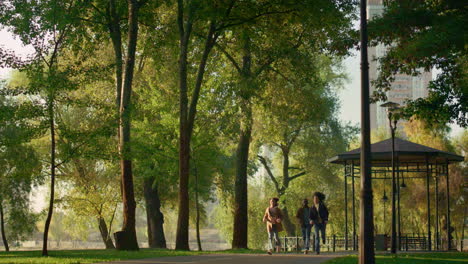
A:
[359,0,375,262]
[380,101,400,254]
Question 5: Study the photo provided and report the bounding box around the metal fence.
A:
[280,233,439,252]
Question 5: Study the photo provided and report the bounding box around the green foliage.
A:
[368,0,467,127]
[0,94,41,244]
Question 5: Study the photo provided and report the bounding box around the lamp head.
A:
[380,101,400,109]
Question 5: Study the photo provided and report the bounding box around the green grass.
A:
[324,252,468,264]
[0,248,264,264]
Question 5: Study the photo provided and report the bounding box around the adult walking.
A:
[309,192,329,255]
[296,199,312,254]
[263,197,283,255]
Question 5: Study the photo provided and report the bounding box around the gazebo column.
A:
[352,163,356,251]
[344,162,348,250]
[425,156,432,251]
[397,158,401,250]
[435,164,439,250]
[445,160,451,250]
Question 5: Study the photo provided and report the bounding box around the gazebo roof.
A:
[328,138,465,166]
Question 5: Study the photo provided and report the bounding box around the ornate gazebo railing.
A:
[279,233,446,252]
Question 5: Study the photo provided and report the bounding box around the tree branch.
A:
[187,21,217,138]
[289,171,306,181]
[258,155,281,194]
[287,126,302,149]
[288,166,304,170]
[255,57,275,77]
[216,9,296,31]
[214,42,241,73]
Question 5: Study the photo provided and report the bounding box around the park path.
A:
[99,253,343,264]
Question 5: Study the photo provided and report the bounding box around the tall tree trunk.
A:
[42,100,55,256]
[175,1,216,248]
[280,147,295,236]
[98,217,115,249]
[175,0,191,249]
[232,106,252,249]
[232,33,252,249]
[107,0,123,110]
[144,178,166,248]
[107,0,124,197]
[115,0,139,251]
[280,207,296,236]
[0,202,9,252]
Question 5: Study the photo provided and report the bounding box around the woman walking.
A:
[309,192,329,255]
[263,197,283,255]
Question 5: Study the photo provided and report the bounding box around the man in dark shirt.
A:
[296,199,311,254]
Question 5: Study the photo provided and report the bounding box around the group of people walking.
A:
[262,192,329,255]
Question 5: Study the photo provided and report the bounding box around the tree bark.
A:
[98,217,115,249]
[115,0,140,251]
[280,147,295,236]
[174,0,192,250]
[0,202,9,252]
[232,33,252,249]
[144,177,166,248]
[107,0,123,110]
[42,100,55,257]
[232,106,252,249]
[281,207,296,236]
[175,1,217,249]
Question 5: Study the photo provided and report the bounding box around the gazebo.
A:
[328,138,464,251]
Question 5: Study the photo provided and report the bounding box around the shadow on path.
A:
[98,253,343,264]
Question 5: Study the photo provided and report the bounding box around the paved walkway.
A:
[100,253,344,264]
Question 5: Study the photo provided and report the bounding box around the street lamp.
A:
[380,101,401,254]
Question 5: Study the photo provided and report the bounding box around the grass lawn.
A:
[324,252,468,264]
[0,248,263,264]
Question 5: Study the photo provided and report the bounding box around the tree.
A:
[112,0,144,251]
[61,159,119,249]
[0,94,41,251]
[216,0,356,247]
[0,0,90,255]
[254,53,348,235]
[368,0,467,128]
[71,0,155,250]
[174,0,248,250]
